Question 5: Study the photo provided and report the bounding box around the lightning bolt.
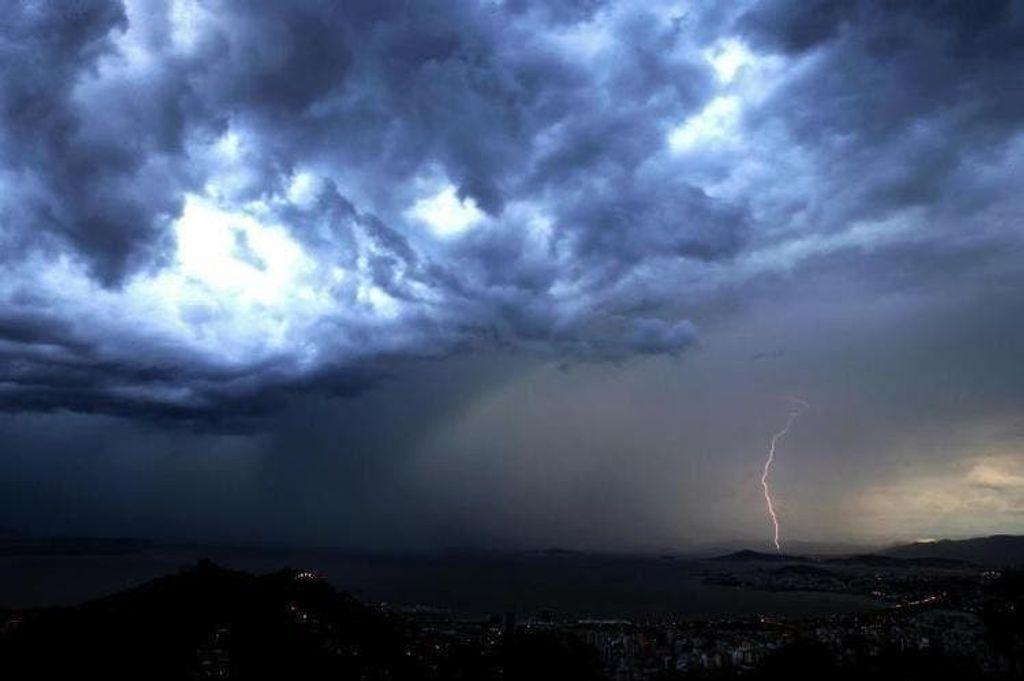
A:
[760,398,809,552]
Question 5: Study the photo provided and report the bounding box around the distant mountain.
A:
[710,549,971,569]
[687,539,876,559]
[888,535,1024,565]
[884,535,1024,566]
[710,549,809,563]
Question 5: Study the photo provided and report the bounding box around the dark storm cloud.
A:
[0,0,1021,430]
[737,0,1024,235]
[1,0,1022,551]
[0,0,727,422]
[0,1,198,282]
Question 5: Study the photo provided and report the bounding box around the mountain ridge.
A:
[883,534,1024,566]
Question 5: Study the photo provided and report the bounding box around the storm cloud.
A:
[0,0,1022,547]
[0,0,757,423]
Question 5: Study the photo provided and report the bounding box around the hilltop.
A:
[0,560,417,680]
[884,535,1024,566]
[710,549,809,563]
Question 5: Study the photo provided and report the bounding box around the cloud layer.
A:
[0,0,1022,433]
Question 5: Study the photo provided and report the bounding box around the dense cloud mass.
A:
[0,0,1020,424]
[0,0,722,423]
[0,0,1022,547]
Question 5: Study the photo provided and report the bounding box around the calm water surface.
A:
[0,546,881,618]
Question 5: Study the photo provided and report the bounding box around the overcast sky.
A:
[0,0,1022,551]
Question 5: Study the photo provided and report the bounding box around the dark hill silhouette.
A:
[711,549,809,563]
[884,535,1024,566]
[0,560,418,681]
[0,560,604,681]
[711,549,970,569]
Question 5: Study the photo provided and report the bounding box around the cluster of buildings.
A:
[566,606,998,680]
[393,604,1005,679]
[570,618,788,678]
[392,565,1017,680]
[702,561,988,607]
[4,559,1015,679]
[193,624,232,679]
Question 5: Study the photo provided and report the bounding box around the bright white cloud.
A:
[668,95,742,152]
[286,171,321,208]
[407,184,485,237]
[704,38,754,84]
[172,194,311,308]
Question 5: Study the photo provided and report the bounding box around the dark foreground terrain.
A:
[2,555,1023,681]
[0,561,605,681]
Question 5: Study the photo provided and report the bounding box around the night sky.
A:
[0,0,1022,551]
